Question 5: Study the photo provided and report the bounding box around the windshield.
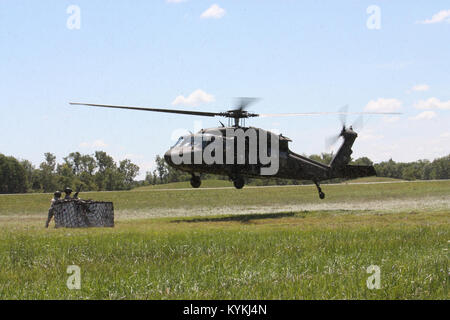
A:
[172,134,217,149]
[182,137,193,147]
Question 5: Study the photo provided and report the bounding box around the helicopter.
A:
[70,99,400,199]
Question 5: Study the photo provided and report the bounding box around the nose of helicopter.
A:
[164,149,174,166]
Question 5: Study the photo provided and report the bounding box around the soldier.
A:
[45,191,61,228]
[73,185,82,200]
[64,187,73,199]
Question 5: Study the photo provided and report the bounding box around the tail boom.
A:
[331,164,377,179]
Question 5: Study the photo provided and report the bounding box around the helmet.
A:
[64,187,72,194]
[54,191,62,197]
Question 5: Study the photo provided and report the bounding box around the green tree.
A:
[429,155,450,179]
[94,151,116,190]
[56,163,76,190]
[352,157,373,166]
[79,154,97,175]
[103,167,122,191]
[155,155,168,183]
[95,151,115,172]
[118,159,140,189]
[0,154,27,193]
[145,171,154,185]
[39,153,58,192]
[64,152,82,175]
[20,159,35,191]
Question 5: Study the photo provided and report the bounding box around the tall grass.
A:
[0,210,448,299]
[0,180,449,216]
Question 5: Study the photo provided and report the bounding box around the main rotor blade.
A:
[70,102,223,117]
[258,111,402,118]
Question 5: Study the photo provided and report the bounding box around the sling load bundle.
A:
[52,199,114,228]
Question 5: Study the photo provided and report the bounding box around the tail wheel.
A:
[314,180,325,200]
[190,176,201,188]
[233,177,245,189]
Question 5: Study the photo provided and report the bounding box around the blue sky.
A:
[0,1,449,178]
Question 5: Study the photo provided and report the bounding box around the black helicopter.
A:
[71,99,400,199]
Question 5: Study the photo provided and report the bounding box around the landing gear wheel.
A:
[190,175,201,188]
[233,177,245,190]
[314,181,325,200]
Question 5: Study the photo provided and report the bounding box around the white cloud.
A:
[172,89,215,107]
[364,98,403,113]
[418,10,450,24]
[410,111,437,121]
[415,97,450,110]
[201,4,226,19]
[79,139,108,148]
[410,84,430,92]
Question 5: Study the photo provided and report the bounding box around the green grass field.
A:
[133,177,403,191]
[1,180,448,219]
[0,180,448,299]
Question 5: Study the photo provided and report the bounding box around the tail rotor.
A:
[325,106,365,150]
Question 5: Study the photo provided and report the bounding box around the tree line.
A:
[1,151,448,194]
[0,151,140,194]
[144,153,450,186]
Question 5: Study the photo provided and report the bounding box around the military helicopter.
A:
[70,99,400,199]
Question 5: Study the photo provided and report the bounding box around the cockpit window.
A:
[182,137,193,147]
[172,136,192,148]
[172,134,217,149]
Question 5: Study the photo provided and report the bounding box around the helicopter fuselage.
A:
[164,126,334,182]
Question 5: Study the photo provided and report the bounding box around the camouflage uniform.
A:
[45,191,61,228]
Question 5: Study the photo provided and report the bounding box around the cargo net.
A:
[53,200,114,228]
